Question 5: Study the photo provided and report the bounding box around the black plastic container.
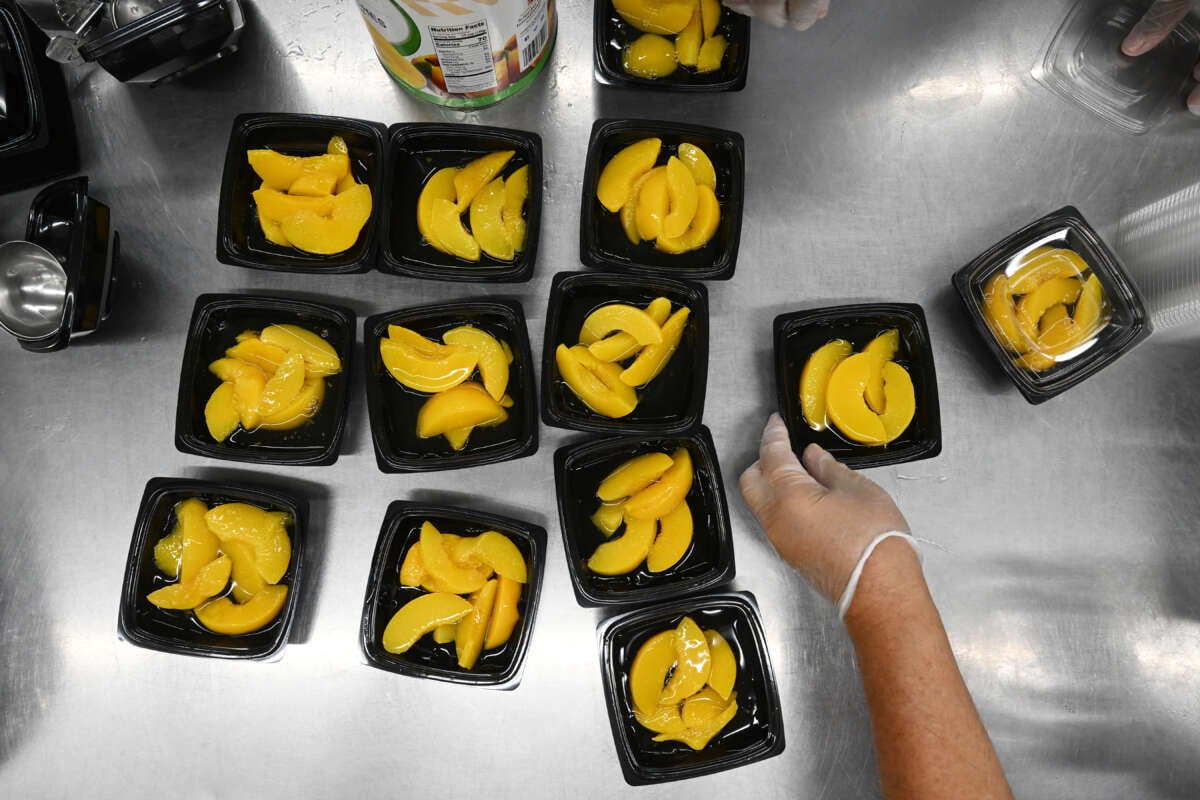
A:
[363,299,538,473]
[597,591,785,785]
[593,0,751,92]
[554,426,734,607]
[0,1,78,194]
[952,206,1152,404]
[774,303,942,469]
[216,112,386,274]
[118,476,306,660]
[8,177,118,353]
[580,118,744,281]
[360,501,547,689]
[542,271,709,435]
[174,293,354,466]
[379,123,541,283]
[79,0,245,85]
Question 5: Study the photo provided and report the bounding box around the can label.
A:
[357,0,556,108]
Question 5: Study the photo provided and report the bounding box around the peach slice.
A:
[646,498,692,573]
[555,344,639,418]
[1016,276,1081,342]
[258,375,325,430]
[416,382,508,446]
[457,531,527,583]
[676,11,702,66]
[195,584,289,635]
[399,543,425,587]
[147,554,232,610]
[287,172,338,198]
[247,150,349,192]
[204,381,241,443]
[681,686,729,728]
[656,183,720,254]
[695,34,727,73]
[620,306,690,387]
[166,498,220,582]
[613,0,696,35]
[280,183,372,256]
[597,137,662,213]
[483,575,522,649]
[433,624,458,644]
[800,339,852,431]
[441,325,509,401]
[469,176,514,261]
[256,352,306,420]
[660,616,712,704]
[454,150,515,213]
[590,501,626,537]
[635,166,669,241]
[417,521,491,594]
[427,198,480,261]
[336,172,357,194]
[1007,247,1087,295]
[417,166,459,254]
[826,353,887,444]
[597,452,676,502]
[1036,274,1108,357]
[662,157,699,240]
[677,142,716,190]
[705,628,737,700]
[624,447,693,520]
[700,0,722,37]
[877,362,916,442]
[257,208,291,247]
[981,272,1029,355]
[620,168,656,245]
[252,185,335,221]
[581,304,664,347]
[382,592,474,654]
[456,579,498,669]
[1040,303,1069,334]
[225,540,266,603]
[587,516,656,575]
[653,693,738,750]
[589,297,673,362]
[153,505,193,578]
[629,630,678,715]
[204,503,292,585]
[380,326,477,394]
[260,324,342,376]
[862,329,899,414]
[634,705,687,735]
[224,335,288,373]
[502,164,529,252]
[623,33,679,78]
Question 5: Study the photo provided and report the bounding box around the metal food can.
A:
[356,0,557,108]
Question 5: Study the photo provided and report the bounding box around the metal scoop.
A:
[0,240,68,341]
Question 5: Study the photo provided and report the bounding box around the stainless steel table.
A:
[3,0,1199,796]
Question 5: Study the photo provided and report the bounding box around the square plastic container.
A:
[952,206,1151,404]
[118,476,307,660]
[593,0,751,92]
[360,501,547,689]
[597,591,785,785]
[215,112,387,273]
[774,303,942,468]
[1033,0,1200,135]
[579,118,744,281]
[553,426,735,607]
[379,123,541,283]
[363,299,538,472]
[541,271,709,436]
[174,293,355,466]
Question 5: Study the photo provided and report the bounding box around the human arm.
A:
[739,414,1013,800]
[721,0,830,31]
[1120,0,1200,113]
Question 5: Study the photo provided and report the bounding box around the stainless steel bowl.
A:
[0,239,67,340]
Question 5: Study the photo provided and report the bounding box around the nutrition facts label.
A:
[428,17,495,95]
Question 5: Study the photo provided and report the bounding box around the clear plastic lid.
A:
[1033,0,1200,134]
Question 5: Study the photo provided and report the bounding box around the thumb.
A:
[801,443,861,491]
[1122,0,1192,56]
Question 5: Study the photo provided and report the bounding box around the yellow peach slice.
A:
[287,172,338,198]
[457,531,527,583]
[623,33,678,78]
[428,198,480,261]
[456,579,498,669]
[382,592,473,654]
[258,375,325,430]
[260,324,342,376]
[502,164,529,252]
[432,624,458,644]
[417,167,459,254]
[635,166,669,241]
[598,452,676,501]
[681,686,730,728]
[1036,275,1108,357]
[380,328,477,394]
[454,151,515,213]
[647,499,692,573]
[172,498,219,582]
[224,336,288,373]
[470,177,515,261]
[581,304,664,347]
[153,523,186,578]
[862,329,900,414]
[208,356,265,383]
[635,705,687,735]
[279,183,372,256]
[591,502,626,536]
[624,448,693,520]
[705,628,736,700]
[225,539,266,603]
[417,521,491,594]
[695,34,727,73]
[256,352,306,420]
[654,693,737,750]
[981,272,1029,355]
[399,543,425,587]
[620,306,690,387]
[613,0,696,35]
[587,516,656,575]
[555,344,639,418]
[629,629,678,715]
[246,150,349,192]
[589,297,673,362]
[700,0,722,37]
[826,353,887,444]
[1040,303,1069,334]
[620,168,655,245]
[800,339,852,431]
[1071,273,1107,334]
[146,554,232,610]
[336,172,357,194]
[1016,276,1081,342]
[662,157,699,240]
[484,575,522,649]
[204,503,292,585]
[1007,247,1087,295]
[205,381,241,443]
[660,616,712,704]
[195,584,288,635]
[441,326,509,402]
[252,185,335,221]
[416,382,508,443]
[597,137,662,213]
[655,184,720,254]
[257,208,291,247]
[877,362,916,443]
[676,12,702,66]
[677,142,716,190]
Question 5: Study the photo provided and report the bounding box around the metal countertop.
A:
[2,0,1199,797]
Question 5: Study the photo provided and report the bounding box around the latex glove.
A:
[722,0,830,31]
[739,414,910,604]
[1120,0,1200,114]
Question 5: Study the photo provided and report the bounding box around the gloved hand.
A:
[739,414,911,605]
[1120,0,1200,114]
[722,0,830,31]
